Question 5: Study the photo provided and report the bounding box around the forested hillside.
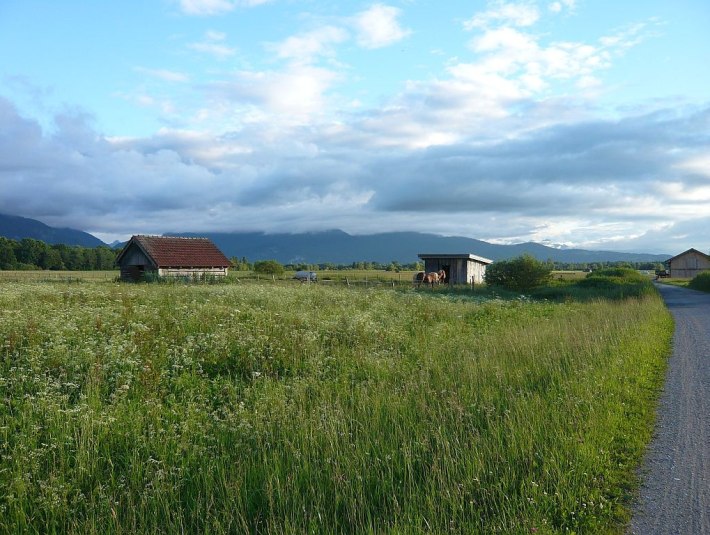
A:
[0,237,116,270]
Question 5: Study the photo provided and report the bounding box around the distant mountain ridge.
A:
[0,213,105,247]
[0,213,671,263]
[167,230,671,264]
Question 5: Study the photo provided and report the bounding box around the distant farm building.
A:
[116,235,231,281]
[667,248,710,279]
[418,253,493,285]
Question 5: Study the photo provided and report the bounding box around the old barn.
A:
[116,235,231,281]
[418,253,493,285]
[667,248,710,279]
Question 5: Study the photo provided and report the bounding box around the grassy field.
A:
[0,270,119,282]
[0,277,672,533]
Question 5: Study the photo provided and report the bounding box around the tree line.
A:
[0,236,667,274]
[230,258,425,273]
[0,237,117,271]
[551,260,666,271]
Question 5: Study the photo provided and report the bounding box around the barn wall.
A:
[118,244,156,281]
[423,259,436,273]
[670,251,710,278]
[119,245,153,267]
[467,261,487,284]
[424,258,461,283]
[158,267,229,278]
[452,259,467,284]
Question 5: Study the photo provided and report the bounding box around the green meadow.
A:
[0,275,672,533]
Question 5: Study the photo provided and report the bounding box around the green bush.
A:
[253,259,285,276]
[485,254,552,292]
[689,271,710,292]
[532,267,655,301]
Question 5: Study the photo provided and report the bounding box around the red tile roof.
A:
[120,235,231,268]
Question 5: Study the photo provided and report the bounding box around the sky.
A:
[1,0,709,254]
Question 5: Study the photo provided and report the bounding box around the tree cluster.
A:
[485,254,553,292]
[285,261,424,272]
[0,237,117,271]
[253,260,285,276]
[229,256,253,271]
[551,260,666,272]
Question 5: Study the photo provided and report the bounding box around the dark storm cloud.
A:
[1,93,709,253]
[366,105,710,214]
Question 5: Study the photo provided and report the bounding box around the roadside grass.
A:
[688,271,710,292]
[0,279,672,533]
[657,278,690,288]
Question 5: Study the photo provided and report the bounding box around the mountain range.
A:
[0,213,671,264]
[168,230,671,264]
[0,213,105,247]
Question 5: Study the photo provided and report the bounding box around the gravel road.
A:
[628,283,710,535]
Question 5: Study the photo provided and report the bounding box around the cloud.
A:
[134,67,190,83]
[269,26,349,63]
[203,63,341,124]
[188,31,236,58]
[178,0,271,16]
[464,2,540,29]
[2,91,709,253]
[548,0,576,14]
[352,4,411,49]
[2,3,707,253]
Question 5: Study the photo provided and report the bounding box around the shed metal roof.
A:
[116,235,231,268]
[418,253,493,264]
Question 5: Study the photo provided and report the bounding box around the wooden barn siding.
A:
[423,258,450,281]
[469,262,487,284]
[119,245,154,268]
[118,245,155,281]
[158,267,228,277]
[670,252,710,278]
[453,259,467,284]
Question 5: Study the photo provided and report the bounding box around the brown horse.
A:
[413,271,425,286]
[421,272,440,288]
[437,269,446,285]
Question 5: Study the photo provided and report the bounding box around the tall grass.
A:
[0,280,671,533]
[688,271,710,292]
[531,267,657,302]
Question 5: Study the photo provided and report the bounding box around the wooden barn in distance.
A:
[116,235,231,281]
[667,248,710,279]
[418,253,493,285]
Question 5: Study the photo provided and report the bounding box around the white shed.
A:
[418,253,493,285]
